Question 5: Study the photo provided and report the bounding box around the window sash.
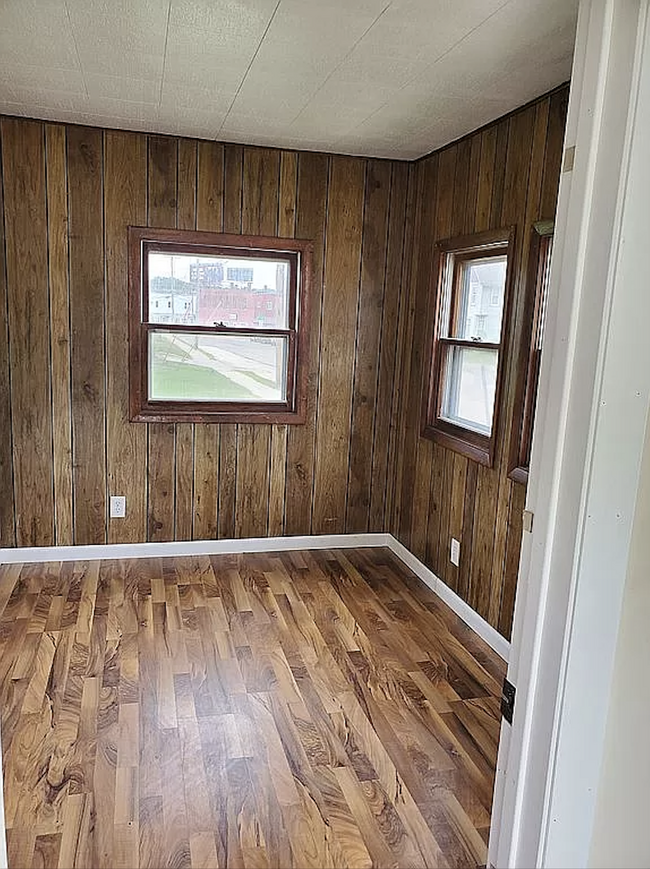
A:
[141,325,297,411]
[421,228,515,467]
[142,240,299,332]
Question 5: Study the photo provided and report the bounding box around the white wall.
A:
[589,412,650,868]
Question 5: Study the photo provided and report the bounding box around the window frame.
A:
[509,220,554,483]
[421,227,516,467]
[128,226,313,424]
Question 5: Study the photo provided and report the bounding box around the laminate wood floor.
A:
[0,547,505,869]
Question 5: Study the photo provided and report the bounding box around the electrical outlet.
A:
[110,495,126,519]
[450,537,460,566]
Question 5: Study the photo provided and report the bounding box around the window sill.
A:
[508,465,529,485]
[130,405,306,425]
[421,420,493,467]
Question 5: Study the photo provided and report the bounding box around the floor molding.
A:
[0,531,509,661]
[0,533,392,564]
[387,536,511,662]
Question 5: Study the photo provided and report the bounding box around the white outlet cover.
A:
[450,538,461,566]
[110,496,126,519]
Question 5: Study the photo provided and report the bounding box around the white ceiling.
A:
[0,0,579,160]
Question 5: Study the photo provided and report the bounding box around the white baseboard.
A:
[387,535,511,661]
[0,530,507,661]
[0,533,392,565]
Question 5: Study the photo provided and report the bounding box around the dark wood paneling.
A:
[0,117,410,554]
[370,162,410,532]
[0,88,566,641]
[45,125,73,546]
[0,125,15,547]
[346,160,391,533]
[395,86,568,638]
[312,157,365,534]
[68,126,107,546]
[104,131,148,545]
[147,136,178,543]
[284,152,329,536]
[1,119,54,546]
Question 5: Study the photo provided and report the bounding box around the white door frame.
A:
[489,2,650,866]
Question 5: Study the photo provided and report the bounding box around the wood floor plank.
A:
[1,548,505,868]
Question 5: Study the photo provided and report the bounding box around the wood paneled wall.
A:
[391,85,569,639]
[0,86,568,641]
[0,117,414,549]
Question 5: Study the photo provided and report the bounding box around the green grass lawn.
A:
[151,359,256,401]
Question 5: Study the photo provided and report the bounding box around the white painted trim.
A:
[490,3,650,867]
[387,536,510,662]
[0,533,391,564]
[0,530,508,662]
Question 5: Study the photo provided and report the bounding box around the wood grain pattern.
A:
[347,160,391,534]
[313,157,365,534]
[393,85,569,638]
[104,131,148,544]
[0,88,567,643]
[45,124,74,547]
[147,136,178,543]
[0,123,16,548]
[1,119,54,547]
[67,126,107,546]
[0,547,504,868]
[284,152,329,536]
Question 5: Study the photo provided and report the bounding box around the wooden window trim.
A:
[128,226,313,424]
[509,221,554,483]
[421,227,516,467]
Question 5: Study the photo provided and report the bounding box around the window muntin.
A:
[129,227,312,424]
[422,228,515,466]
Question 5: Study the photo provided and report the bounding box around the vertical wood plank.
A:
[105,130,148,544]
[0,123,16,546]
[236,147,279,538]
[193,141,223,540]
[68,126,106,545]
[147,136,178,543]
[217,144,241,539]
[1,118,54,546]
[175,138,198,542]
[347,159,391,533]
[540,88,570,219]
[46,124,74,546]
[312,156,365,534]
[387,163,419,537]
[284,152,329,536]
[411,148,454,560]
[267,151,297,537]
[370,162,409,532]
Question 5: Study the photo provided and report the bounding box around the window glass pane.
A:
[440,345,498,435]
[452,256,507,343]
[148,251,290,329]
[149,331,288,403]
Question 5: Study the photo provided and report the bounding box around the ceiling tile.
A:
[0,0,579,159]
